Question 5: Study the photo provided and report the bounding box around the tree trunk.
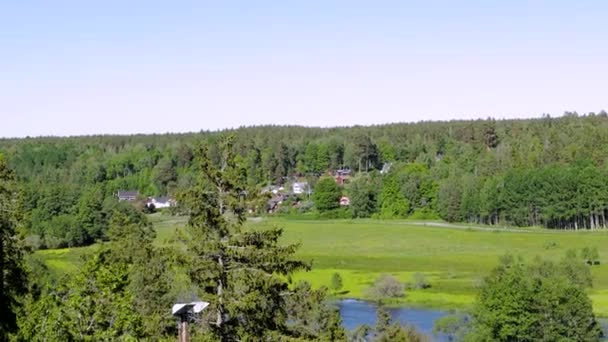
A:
[216,254,225,330]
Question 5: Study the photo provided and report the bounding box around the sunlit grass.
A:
[34,215,608,316]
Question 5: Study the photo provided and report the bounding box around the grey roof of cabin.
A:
[153,196,170,203]
[118,190,139,197]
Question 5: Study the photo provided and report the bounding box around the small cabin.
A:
[117,190,139,202]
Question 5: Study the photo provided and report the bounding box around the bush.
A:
[581,246,600,265]
[366,274,405,299]
[412,272,431,289]
[296,200,314,214]
[317,207,351,219]
[409,208,440,220]
[331,272,343,294]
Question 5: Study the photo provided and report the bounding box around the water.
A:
[338,300,608,341]
[337,299,448,339]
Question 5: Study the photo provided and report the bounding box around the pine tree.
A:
[483,118,499,150]
[0,154,27,339]
[179,135,310,340]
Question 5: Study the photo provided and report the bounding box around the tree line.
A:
[2,112,608,248]
[1,133,605,341]
[1,139,435,341]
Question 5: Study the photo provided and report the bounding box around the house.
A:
[261,185,284,195]
[267,195,285,213]
[336,169,352,177]
[380,163,393,175]
[340,196,351,206]
[334,169,352,185]
[146,196,176,209]
[292,182,309,195]
[335,175,351,186]
[117,190,139,202]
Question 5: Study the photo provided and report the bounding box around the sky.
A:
[1,1,607,137]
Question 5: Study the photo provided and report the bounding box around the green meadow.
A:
[36,215,608,316]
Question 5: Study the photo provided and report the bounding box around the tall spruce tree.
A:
[0,154,27,339]
[179,135,310,340]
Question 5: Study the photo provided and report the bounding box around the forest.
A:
[1,112,608,248]
[1,113,608,340]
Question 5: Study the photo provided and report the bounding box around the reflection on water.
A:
[338,300,608,341]
[337,299,448,339]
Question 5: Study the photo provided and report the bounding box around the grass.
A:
[36,246,94,276]
[261,218,608,315]
[35,215,608,316]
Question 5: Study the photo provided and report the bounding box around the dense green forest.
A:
[2,112,608,247]
[1,117,607,341]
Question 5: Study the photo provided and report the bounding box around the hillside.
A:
[2,113,608,248]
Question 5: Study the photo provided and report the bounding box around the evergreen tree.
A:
[483,118,499,150]
[284,281,346,340]
[313,176,342,212]
[330,272,343,294]
[16,210,175,340]
[348,174,379,218]
[179,135,310,340]
[0,155,27,339]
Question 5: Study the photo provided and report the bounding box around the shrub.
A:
[366,274,405,299]
[412,272,431,289]
[409,208,440,220]
[582,246,600,265]
[296,200,314,214]
[317,207,351,219]
[330,272,343,294]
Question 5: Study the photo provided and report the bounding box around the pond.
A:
[337,299,449,339]
[338,300,608,341]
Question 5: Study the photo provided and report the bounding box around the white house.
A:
[292,182,309,195]
[146,196,175,209]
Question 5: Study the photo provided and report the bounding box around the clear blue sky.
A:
[1,1,607,137]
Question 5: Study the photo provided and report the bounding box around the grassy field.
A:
[36,214,608,316]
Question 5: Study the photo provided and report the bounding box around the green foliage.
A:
[468,254,602,341]
[0,155,27,339]
[408,208,439,220]
[312,177,341,212]
[582,246,601,265]
[284,281,346,340]
[348,173,379,218]
[432,313,470,341]
[352,307,427,342]
[348,133,379,172]
[16,209,177,340]
[317,207,351,219]
[366,274,405,300]
[377,176,409,219]
[5,114,608,244]
[412,272,431,290]
[178,136,316,340]
[330,272,343,293]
